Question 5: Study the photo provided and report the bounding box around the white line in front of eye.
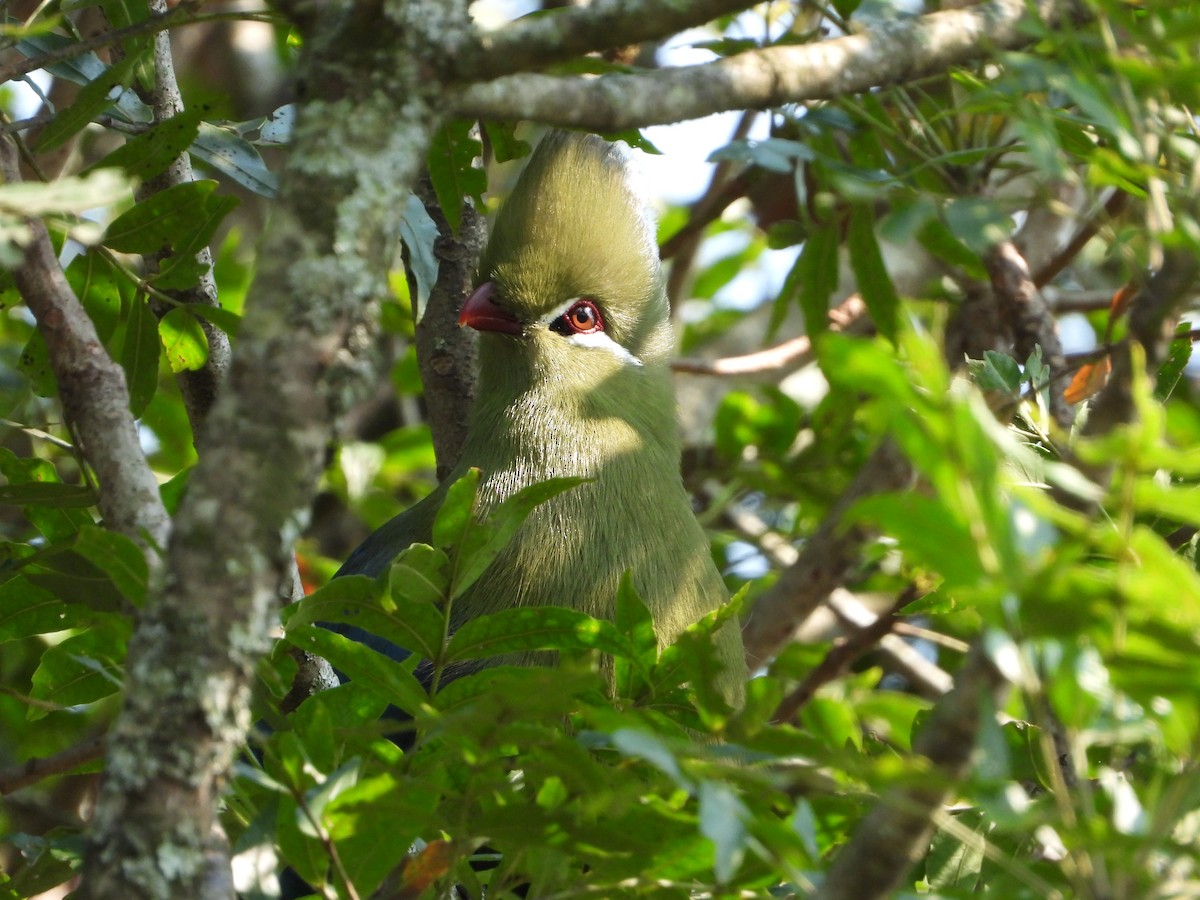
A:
[542,297,644,367]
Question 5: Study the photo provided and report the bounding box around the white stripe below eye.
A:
[542,296,644,367]
[564,331,644,366]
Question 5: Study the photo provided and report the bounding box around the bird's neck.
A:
[457,360,681,503]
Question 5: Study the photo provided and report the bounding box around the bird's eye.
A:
[551,299,604,336]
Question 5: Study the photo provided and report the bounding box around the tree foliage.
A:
[1,0,1200,898]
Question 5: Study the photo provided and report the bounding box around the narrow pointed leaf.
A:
[37,56,138,152]
[450,476,586,600]
[285,625,427,717]
[119,294,160,416]
[284,576,445,663]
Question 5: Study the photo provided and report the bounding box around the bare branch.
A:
[0,734,106,795]
[741,438,914,669]
[773,585,917,724]
[0,2,198,84]
[411,177,486,479]
[672,296,867,376]
[452,0,759,82]
[1032,189,1128,288]
[664,111,757,309]
[0,140,171,559]
[454,0,1087,129]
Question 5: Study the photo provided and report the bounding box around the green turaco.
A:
[338,130,746,703]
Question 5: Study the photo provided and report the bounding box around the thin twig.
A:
[0,2,198,84]
[1032,189,1128,288]
[741,438,914,668]
[295,789,362,900]
[772,585,918,724]
[0,734,107,795]
[672,296,868,376]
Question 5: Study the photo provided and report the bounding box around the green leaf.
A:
[16,331,57,397]
[28,615,129,719]
[970,349,1023,395]
[699,780,748,883]
[158,307,208,373]
[613,572,657,698]
[36,56,138,153]
[190,122,279,198]
[0,450,93,541]
[326,773,440,895]
[0,577,93,642]
[427,119,486,235]
[188,302,242,337]
[87,106,204,182]
[443,606,634,663]
[159,466,191,515]
[599,128,661,154]
[925,808,987,891]
[0,482,96,508]
[943,197,1013,256]
[285,625,428,717]
[284,574,446,663]
[482,121,531,163]
[448,476,587,600]
[793,222,840,338]
[847,492,984,588]
[65,251,125,345]
[432,468,480,552]
[0,170,130,219]
[709,137,813,173]
[847,204,899,342]
[19,537,137,613]
[387,543,449,606]
[918,217,985,279]
[105,180,229,256]
[401,193,439,318]
[1155,321,1193,400]
[119,294,160,417]
[71,524,149,607]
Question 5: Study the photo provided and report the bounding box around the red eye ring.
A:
[551,299,604,336]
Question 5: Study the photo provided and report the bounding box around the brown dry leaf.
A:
[388,839,456,900]
[1064,357,1112,404]
[1104,283,1138,341]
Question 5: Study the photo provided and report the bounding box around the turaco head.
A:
[459,131,674,392]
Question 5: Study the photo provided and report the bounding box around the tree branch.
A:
[411,177,486,479]
[81,0,464,894]
[454,0,1086,129]
[672,296,867,376]
[741,438,914,669]
[813,644,1008,900]
[0,2,199,85]
[451,0,759,82]
[772,586,915,724]
[134,0,232,438]
[0,734,107,795]
[0,139,171,560]
[987,240,1072,427]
